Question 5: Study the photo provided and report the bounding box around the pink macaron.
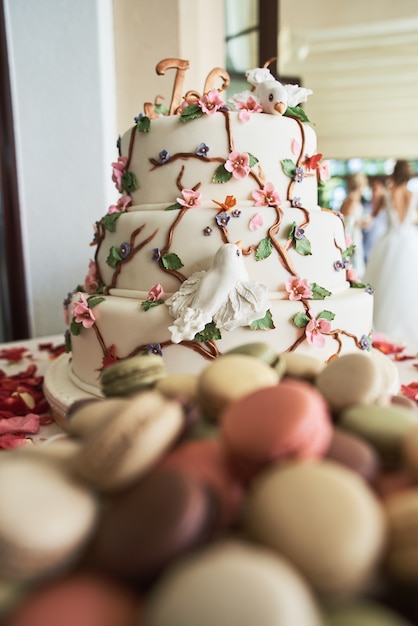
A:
[220,378,333,481]
[3,571,140,626]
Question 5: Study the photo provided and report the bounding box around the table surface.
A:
[1,333,418,448]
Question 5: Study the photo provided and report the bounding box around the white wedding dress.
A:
[363,190,418,342]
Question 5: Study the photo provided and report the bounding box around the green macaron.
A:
[101,354,167,397]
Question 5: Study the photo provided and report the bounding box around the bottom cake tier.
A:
[65,286,374,398]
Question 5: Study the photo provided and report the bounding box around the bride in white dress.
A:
[363,160,418,342]
[340,173,368,279]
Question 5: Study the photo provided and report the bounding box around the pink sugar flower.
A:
[225,151,250,179]
[147,283,164,302]
[72,293,96,329]
[199,89,225,115]
[286,276,313,301]
[252,182,281,207]
[176,188,202,208]
[84,260,99,294]
[108,194,132,214]
[346,265,358,282]
[305,309,331,347]
[249,213,264,231]
[235,95,263,122]
[111,156,128,191]
[318,160,331,182]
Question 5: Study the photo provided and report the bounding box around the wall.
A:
[4,0,116,338]
[4,0,225,339]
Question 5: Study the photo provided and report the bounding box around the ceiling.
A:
[278,1,418,159]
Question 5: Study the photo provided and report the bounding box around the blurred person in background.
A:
[340,173,369,279]
[363,160,418,342]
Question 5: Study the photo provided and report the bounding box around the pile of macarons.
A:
[2,344,418,625]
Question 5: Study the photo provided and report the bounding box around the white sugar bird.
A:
[166,243,270,343]
[231,66,313,116]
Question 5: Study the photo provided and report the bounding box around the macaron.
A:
[325,427,380,483]
[67,397,130,438]
[197,354,279,420]
[74,390,185,492]
[89,467,217,585]
[339,403,418,470]
[224,342,279,367]
[243,460,387,596]
[279,351,325,382]
[315,352,382,414]
[100,354,167,397]
[384,488,418,582]
[3,572,140,626]
[401,423,418,480]
[155,373,199,403]
[161,438,244,527]
[220,378,333,481]
[369,347,400,400]
[0,452,98,582]
[323,598,413,626]
[144,539,323,626]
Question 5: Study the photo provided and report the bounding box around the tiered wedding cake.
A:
[61,59,374,398]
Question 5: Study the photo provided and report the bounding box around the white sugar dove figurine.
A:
[166,243,269,343]
[235,67,313,115]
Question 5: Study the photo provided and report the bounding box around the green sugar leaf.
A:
[107,246,123,268]
[194,321,222,342]
[250,309,275,330]
[317,310,335,322]
[255,237,273,261]
[180,103,203,122]
[342,244,356,260]
[70,319,82,336]
[136,116,151,132]
[284,105,311,123]
[310,283,331,300]
[121,171,139,194]
[154,103,169,116]
[212,164,233,183]
[161,252,184,271]
[248,152,259,168]
[281,158,296,178]
[293,312,310,328]
[141,300,164,312]
[65,331,72,353]
[294,237,312,256]
[165,202,183,211]
[88,296,105,309]
[101,212,122,233]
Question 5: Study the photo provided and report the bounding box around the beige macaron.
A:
[74,390,184,491]
[197,354,279,420]
[67,398,130,439]
[315,352,383,414]
[0,452,98,582]
[243,459,387,597]
[144,539,323,626]
[279,351,325,382]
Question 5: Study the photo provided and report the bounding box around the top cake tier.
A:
[118,110,320,211]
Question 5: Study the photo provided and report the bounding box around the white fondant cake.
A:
[60,59,374,399]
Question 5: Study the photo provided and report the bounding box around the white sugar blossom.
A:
[285,83,313,107]
[245,67,275,86]
[229,90,259,105]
